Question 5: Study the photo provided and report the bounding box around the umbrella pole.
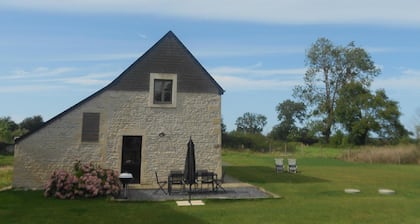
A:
[188,184,192,203]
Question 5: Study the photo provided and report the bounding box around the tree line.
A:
[225,37,414,149]
[0,115,44,144]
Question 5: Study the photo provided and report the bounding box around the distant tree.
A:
[0,116,19,143]
[221,118,227,135]
[415,108,420,143]
[294,38,380,143]
[235,112,267,134]
[20,115,44,133]
[271,100,306,141]
[335,82,408,145]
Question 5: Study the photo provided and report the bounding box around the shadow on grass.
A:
[225,166,329,184]
[0,190,210,224]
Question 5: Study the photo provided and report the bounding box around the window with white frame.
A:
[149,73,177,107]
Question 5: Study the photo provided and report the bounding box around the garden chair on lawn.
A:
[288,158,298,173]
[275,158,284,173]
[154,171,168,195]
[215,171,226,192]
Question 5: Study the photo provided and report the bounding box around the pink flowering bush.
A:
[44,170,79,199]
[44,161,121,199]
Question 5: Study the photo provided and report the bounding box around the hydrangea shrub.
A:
[45,161,121,199]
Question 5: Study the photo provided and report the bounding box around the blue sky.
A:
[1,1,419,135]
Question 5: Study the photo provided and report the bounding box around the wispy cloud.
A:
[60,72,114,86]
[210,65,305,77]
[0,67,76,80]
[0,84,64,93]
[3,1,420,26]
[195,45,305,58]
[210,64,304,91]
[373,68,420,90]
[214,75,299,91]
[48,53,140,62]
[0,67,115,93]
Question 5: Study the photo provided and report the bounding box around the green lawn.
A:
[1,150,420,223]
[0,155,13,189]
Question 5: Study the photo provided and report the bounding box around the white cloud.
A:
[195,45,305,58]
[0,84,63,93]
[214,75,298,91]
[210,65,305,77]
[48,53,140,62]
[3,0,420,26]
[0,67,115,93]
[373,68,420,90]
[61,72,114,86]
[0,67,76,80]
[210,64,304,91]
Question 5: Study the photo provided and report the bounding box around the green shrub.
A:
[223,132,270,152]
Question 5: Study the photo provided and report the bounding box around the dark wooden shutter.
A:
[82,113,100,142]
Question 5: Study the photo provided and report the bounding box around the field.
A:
[1,147,420,223]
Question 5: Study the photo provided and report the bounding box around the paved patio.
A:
[118,175,280,201]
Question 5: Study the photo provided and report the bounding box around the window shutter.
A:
[82,112,100,142]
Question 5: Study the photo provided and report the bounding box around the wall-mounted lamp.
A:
[158,132,165,137]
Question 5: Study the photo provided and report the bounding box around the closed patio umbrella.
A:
[184,137,196,202]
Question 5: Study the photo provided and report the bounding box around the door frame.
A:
[120,135,142,184]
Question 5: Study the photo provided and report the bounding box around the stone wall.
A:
[13,90,222,189]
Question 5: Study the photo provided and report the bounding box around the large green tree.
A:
[19,115,43,133]
[336,82,408,144]
[271,100,306,141]
[0,116,20,143]
[294,38,380,143]
[235,112,267,134]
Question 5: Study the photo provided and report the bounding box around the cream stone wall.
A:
[13,90,222,189]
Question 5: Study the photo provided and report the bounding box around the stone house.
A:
[13,31,224,189]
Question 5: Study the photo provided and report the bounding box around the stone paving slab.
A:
[122,185,276,201]
[116,174,280,201]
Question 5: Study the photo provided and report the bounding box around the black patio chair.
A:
[168,170,185,195]
[154,171,167,195]
[214,171,226,192]
[197,170,214,192]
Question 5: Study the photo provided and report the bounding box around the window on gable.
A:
[81,112,100,142]
[154,79,173,104]
[149,73,177,107]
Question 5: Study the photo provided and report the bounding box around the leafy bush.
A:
[45,161,121,199]
[223,131,270,152]
[44,170,78,199]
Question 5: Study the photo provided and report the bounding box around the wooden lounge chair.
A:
[275,158,284,173]
[288,158,298,173]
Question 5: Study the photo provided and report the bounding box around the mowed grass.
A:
[0,154,13,189]
[1,150,420,223]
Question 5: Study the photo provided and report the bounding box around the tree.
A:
[235,112,267,134]
[0,116,19,143]
[271,100,306,141]
[19,115,43,133]
[294,38,380,143]
[335,82,408,145]
[416,108,420,144]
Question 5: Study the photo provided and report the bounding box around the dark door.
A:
[121,136,142,184]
